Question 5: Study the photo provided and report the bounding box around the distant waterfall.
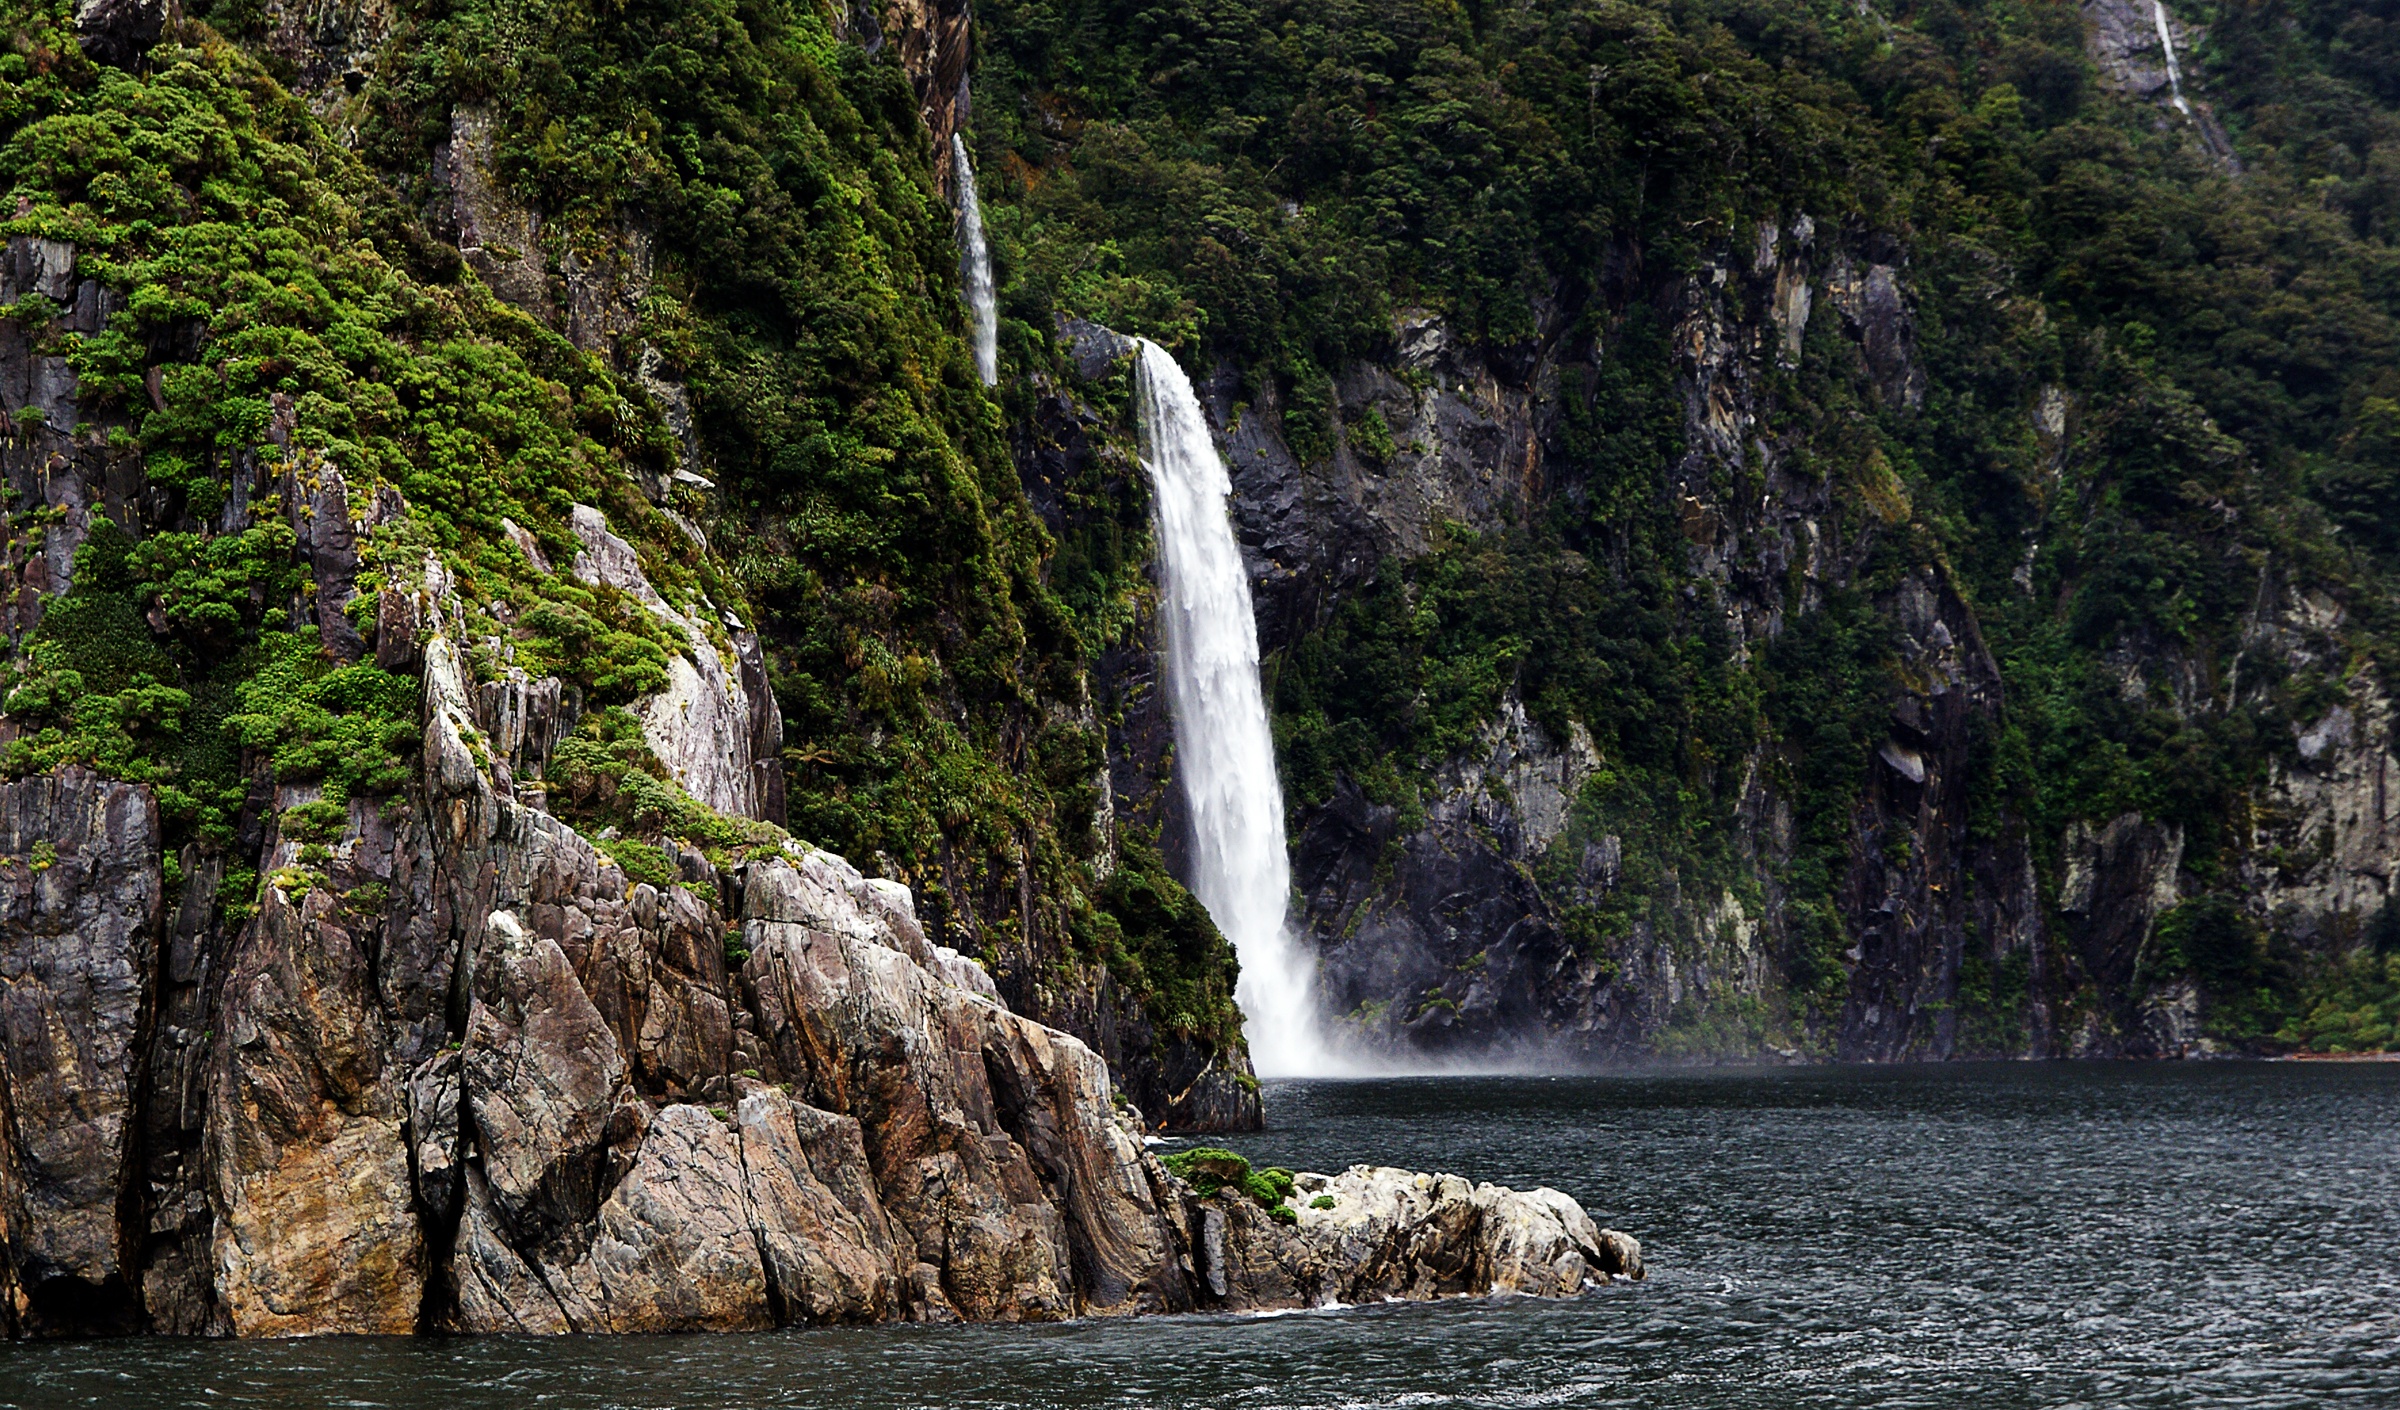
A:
[952,135,998,386]
[2151,0,2192,116]
[1133,340,1329,1077]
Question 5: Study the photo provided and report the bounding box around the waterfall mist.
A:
[1132,340,1336,1077]
[952,135,999,386]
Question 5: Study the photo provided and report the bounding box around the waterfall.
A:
[1133,339,1329,1077]
[952,135,998,387]
[2151,0,2192,117]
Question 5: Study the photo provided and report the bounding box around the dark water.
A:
[8,1062,2399,1408]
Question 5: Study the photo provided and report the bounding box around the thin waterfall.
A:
[952,135,998,386]
[2151,0,2192,116]
[1133,340,1329,1077]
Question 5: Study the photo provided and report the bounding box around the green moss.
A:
[1160,1147,1297,1217]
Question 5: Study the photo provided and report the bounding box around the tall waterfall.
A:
[1133,340,1329,1077]
[2151,0,2192,116]
[952,135,998,386]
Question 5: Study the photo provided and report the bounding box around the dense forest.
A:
[4,0,2398,1087]
[966,0,2400,1057]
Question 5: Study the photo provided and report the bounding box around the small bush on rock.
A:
[1161,1149,1300,1219]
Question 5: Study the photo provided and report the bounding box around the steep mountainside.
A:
[0,0,1264,1132]
[0,0,1671,1337]
[974,0,2400,1060]
[6,0,2400,1343]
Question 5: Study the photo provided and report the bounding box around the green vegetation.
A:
[545,708,785,874]
[0,0,1244,1070]
[974,0,2400,1046]
[0,3,730,906]
[10,0,2398,1068]
[2282,952,2400,1054]
[1162,1147,1300,1219]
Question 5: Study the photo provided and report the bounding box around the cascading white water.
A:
[2151,0,2192,116]
[1133,339,1330,1077]
[952,135,999,386]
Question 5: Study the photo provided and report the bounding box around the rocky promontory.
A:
[0,575,1638,1335]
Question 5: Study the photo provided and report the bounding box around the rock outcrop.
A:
[0,621,1633,1335]
[1201,1167,1642,1309]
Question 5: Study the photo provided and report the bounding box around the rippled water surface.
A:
[8,1062,2399,1408]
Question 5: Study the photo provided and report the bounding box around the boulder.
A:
[1193,1164,1640,1312]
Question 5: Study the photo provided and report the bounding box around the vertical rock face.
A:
[202,787,434,1338]
[2243,590,2400,954]
[1303,697,1609,1053]
[1004,340,1264,1134]
[0,771,160,1335]
[1833,572,2030,1062]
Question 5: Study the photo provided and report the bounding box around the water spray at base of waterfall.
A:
[2151,0,2192,117]
[953,135,999,387]
[1132,339,1348,1078]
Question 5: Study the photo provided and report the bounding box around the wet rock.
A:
[1303,696,1604,1057]
[2060,816,2183,1003]
[1060,317,1138,382]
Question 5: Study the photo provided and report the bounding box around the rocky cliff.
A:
[0,566,1639,1337]
[1033,197,2396,1066]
